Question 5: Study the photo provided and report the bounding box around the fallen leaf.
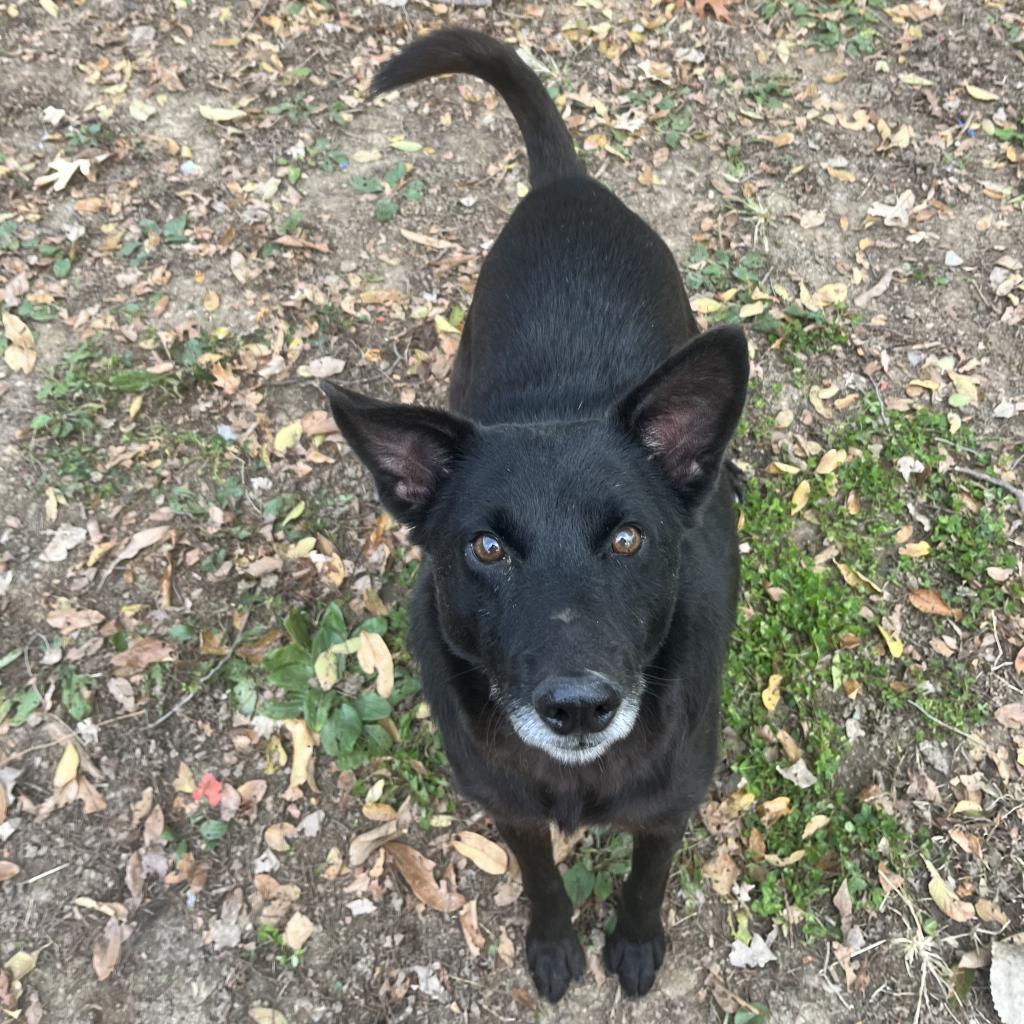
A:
[173,762,197,794]
[248,1010,288,1024]
[192,773,222,808]
[908,588,961,619]
[694,0,733,21]
[790,480,810,516]
[816,449,847,475]
[273,421,303,454]
[283,911,314,951]
[878,625,904,658]
[2,312,36,374]
[5,947,40,981]
[199,104,248,122]
[362,632,394,699]
[92,917,123,981]
[777,759,818,789]
[0,861,19,882]
[925,860,975,922]
[898,540,930,559]
[385,842,465,912]
[39,524,87,563]
[53,741,80,789]
[45,606,105,634]
[802,815,830,839]
[702,846,739,896]
[994,704,1024,729]
[965,84,998,102]
[265,823,297,852]
[761,674,782,713]
[283,719,316,799]
[110,637,174,674]
[452,832,509,875]
[987,566,1014,582]
[459,898,485,957]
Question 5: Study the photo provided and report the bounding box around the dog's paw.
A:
[603,924,666,997]
[724,458,747,502]
[526,925,585,1003]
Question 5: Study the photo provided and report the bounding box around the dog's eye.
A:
[611,525,643,556]
[471,533,505,564]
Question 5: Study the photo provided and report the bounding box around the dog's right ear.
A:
[321,381,475,527]
[617,325,749,509]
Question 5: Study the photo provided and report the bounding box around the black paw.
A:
[526,925,585,1003]
[603,924,665,997]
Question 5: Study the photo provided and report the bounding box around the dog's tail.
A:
[370,29,585,190]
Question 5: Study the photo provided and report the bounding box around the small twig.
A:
[144,611,250,730]
[908,701,979,745]
[1,710,146,766]
[951,465,1024,516]
[868,375,890,428]
[21,862,70,886]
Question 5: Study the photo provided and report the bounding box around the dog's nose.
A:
[533,677,622,736]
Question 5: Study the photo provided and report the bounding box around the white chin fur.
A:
[508,696,640,766]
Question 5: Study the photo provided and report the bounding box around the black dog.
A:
[323,29,748,1002]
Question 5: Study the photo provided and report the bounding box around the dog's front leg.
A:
[495,819,585,1002]
[604,827,683,996]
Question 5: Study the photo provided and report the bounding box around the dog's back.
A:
[371,30,702,424]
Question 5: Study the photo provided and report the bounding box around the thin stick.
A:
[908,701,977,743]
[144,611,250,730]
[951,465,1024,516]
[21,862,70,885]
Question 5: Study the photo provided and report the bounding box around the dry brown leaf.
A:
[283,911,314,951]
[362,632,395,699]
[459,898,485,957]
[92,917,123,981]
[111,525,171,566]
[702,846,740,896]
[110,637,174,674]
[385,842,465,912]
[45,606,105,634]
[143,805,165,845]
[2,311,36,374]
[265,823,297,852]
[925,861,975,922]
[452,832,509,875]
[173,762,196,794]
[908,588,961,619]
[994,704,1024,729]
[878,861,904,894]
[694,0,732,20]
[283,719,317,800]
[0,861,20,882]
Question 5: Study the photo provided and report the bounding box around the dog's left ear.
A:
[617,325,749,505]
[321,381,475,527]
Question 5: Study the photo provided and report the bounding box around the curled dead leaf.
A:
[53,741,80,789]
[385,842,465,912]
[283,719,317,799]
[452,832,509,875]
[92,916,124,981]
[925,860,975,922]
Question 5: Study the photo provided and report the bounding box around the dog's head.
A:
[323,326,748,765]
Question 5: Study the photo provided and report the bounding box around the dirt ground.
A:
[1,1,1023,1023]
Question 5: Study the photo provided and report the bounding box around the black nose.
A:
[533,677,622,736]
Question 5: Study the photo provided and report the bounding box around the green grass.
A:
[756,0,888,55]
[719,391,1018,933]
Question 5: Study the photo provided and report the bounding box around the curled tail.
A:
[371,29,585,190]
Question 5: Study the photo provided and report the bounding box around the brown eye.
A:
[611,525,643,556]
[471,533,505,564]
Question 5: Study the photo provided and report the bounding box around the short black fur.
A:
[323,28,749,1002]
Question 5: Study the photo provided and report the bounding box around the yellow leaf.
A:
[54,741,80,788]
[314,650,338,690]
[284,719,317,797]
[815,448,847,475]
[280,500,305,526]
[764,849,805,867]
[362,632,394,699]
[899,72,933,87]
[39,0,59,15]
[925,859,975,921]
[878,625,903,658]
[739,301,764,318]
[265,822,297,851]
[801,814,830,839]
[790,479,810,516]
[128,394,143,420]
[965,84,998,102]
[761,673,782,713]
[692,296,722,314]
[173,761,197,793]
[451,831,509,875]
[760,796,791,824]
[273,420,303,454]
[813,282,848,307]
[199,104,248,122]
[898,540,931,558]
[5,947,40,981]
[203,289,220,312]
